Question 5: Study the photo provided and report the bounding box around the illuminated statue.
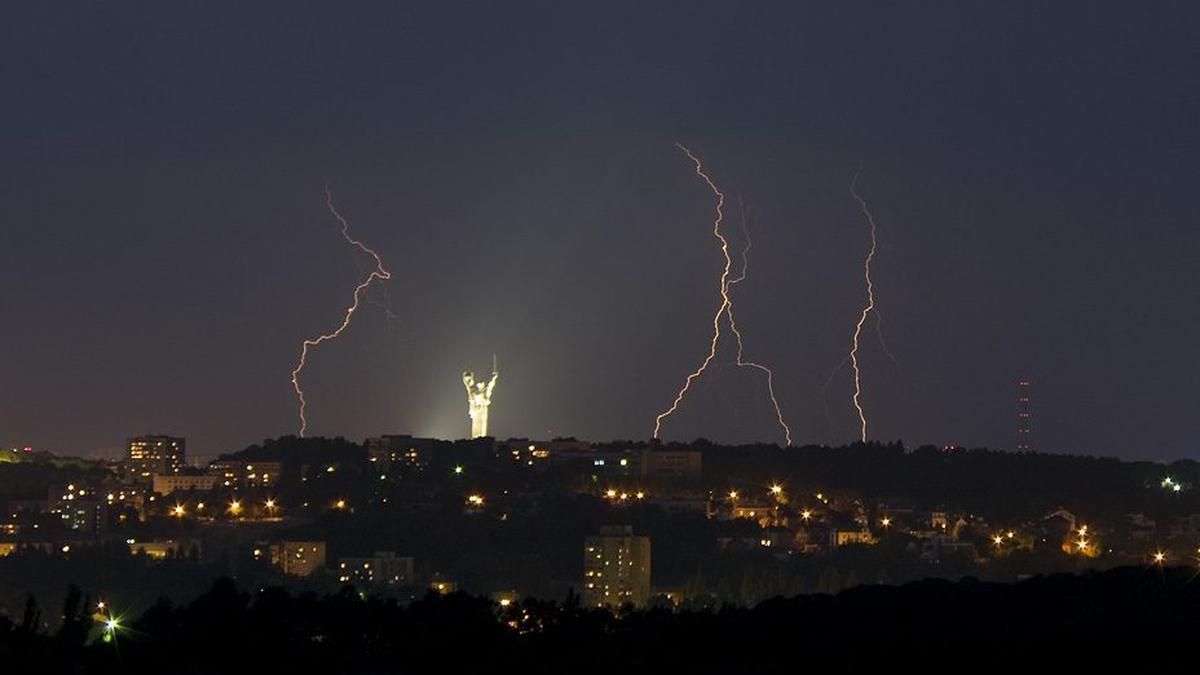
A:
[463,359,498,438]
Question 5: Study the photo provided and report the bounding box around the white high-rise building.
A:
[583,525,651,608]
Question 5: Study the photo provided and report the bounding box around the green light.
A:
[453,465,463,475]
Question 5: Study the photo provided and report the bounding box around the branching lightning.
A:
[727,198,791,445]
[847,169,878,442]
[652,144,792,446]
[289,186,393,437]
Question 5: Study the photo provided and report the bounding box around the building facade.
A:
[365,436,435,472]
[206,460,282,489]
[262,541,327,576]
[639,448,702,482]
[152,473,218,496]
[126,435,186,482]
[336,551,414,586]
[583,525,651,609]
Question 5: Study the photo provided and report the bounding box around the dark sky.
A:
[2,2,1198,461]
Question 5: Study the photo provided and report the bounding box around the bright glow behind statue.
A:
[463,359,499,438]
[652,143,792,446]
[289,186,392,437]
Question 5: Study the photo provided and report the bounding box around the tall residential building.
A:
[583,525,651,609]
[127,435,186,481]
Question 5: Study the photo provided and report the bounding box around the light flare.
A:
[652,144,791,446]
[290,186,393,437]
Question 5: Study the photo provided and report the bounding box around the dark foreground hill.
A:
[1,565,1192,674]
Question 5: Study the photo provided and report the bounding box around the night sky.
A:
[2,2,1197,460]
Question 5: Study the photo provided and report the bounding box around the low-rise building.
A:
[129,538,200,560]
[207,460,282,489]
[337,551,414,586]
[153,473,219,496]
[829,528,876,547]
[639,448,701,482]
[258,541,326,576]
[365,435,436,472]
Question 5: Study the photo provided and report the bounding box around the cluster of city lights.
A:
[991,530,1016,547]
[165,498,283,519]
[95,601,121,644]
[602,489,645,502]
[1161,476,1184,493]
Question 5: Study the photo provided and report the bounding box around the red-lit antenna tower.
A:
[1016,379,1033,451]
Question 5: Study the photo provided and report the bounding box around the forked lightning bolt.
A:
[652,144,792,446]
[290,186,392,437]
[728,198,791,445]
[847,169,878,442]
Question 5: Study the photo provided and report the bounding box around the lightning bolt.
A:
[652,144,792,446]
[727,197,791,446]
[847,169,878,442]
[289,185,393,437]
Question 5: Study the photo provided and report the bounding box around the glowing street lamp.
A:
[102,616,120,643]
[800,509,813,522]
[172,504,186,518]
[228,500,242,516]
[728,490,739,501]
[769,484,783,496]
[1153,551,1166,565]
[880,517,892,528]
